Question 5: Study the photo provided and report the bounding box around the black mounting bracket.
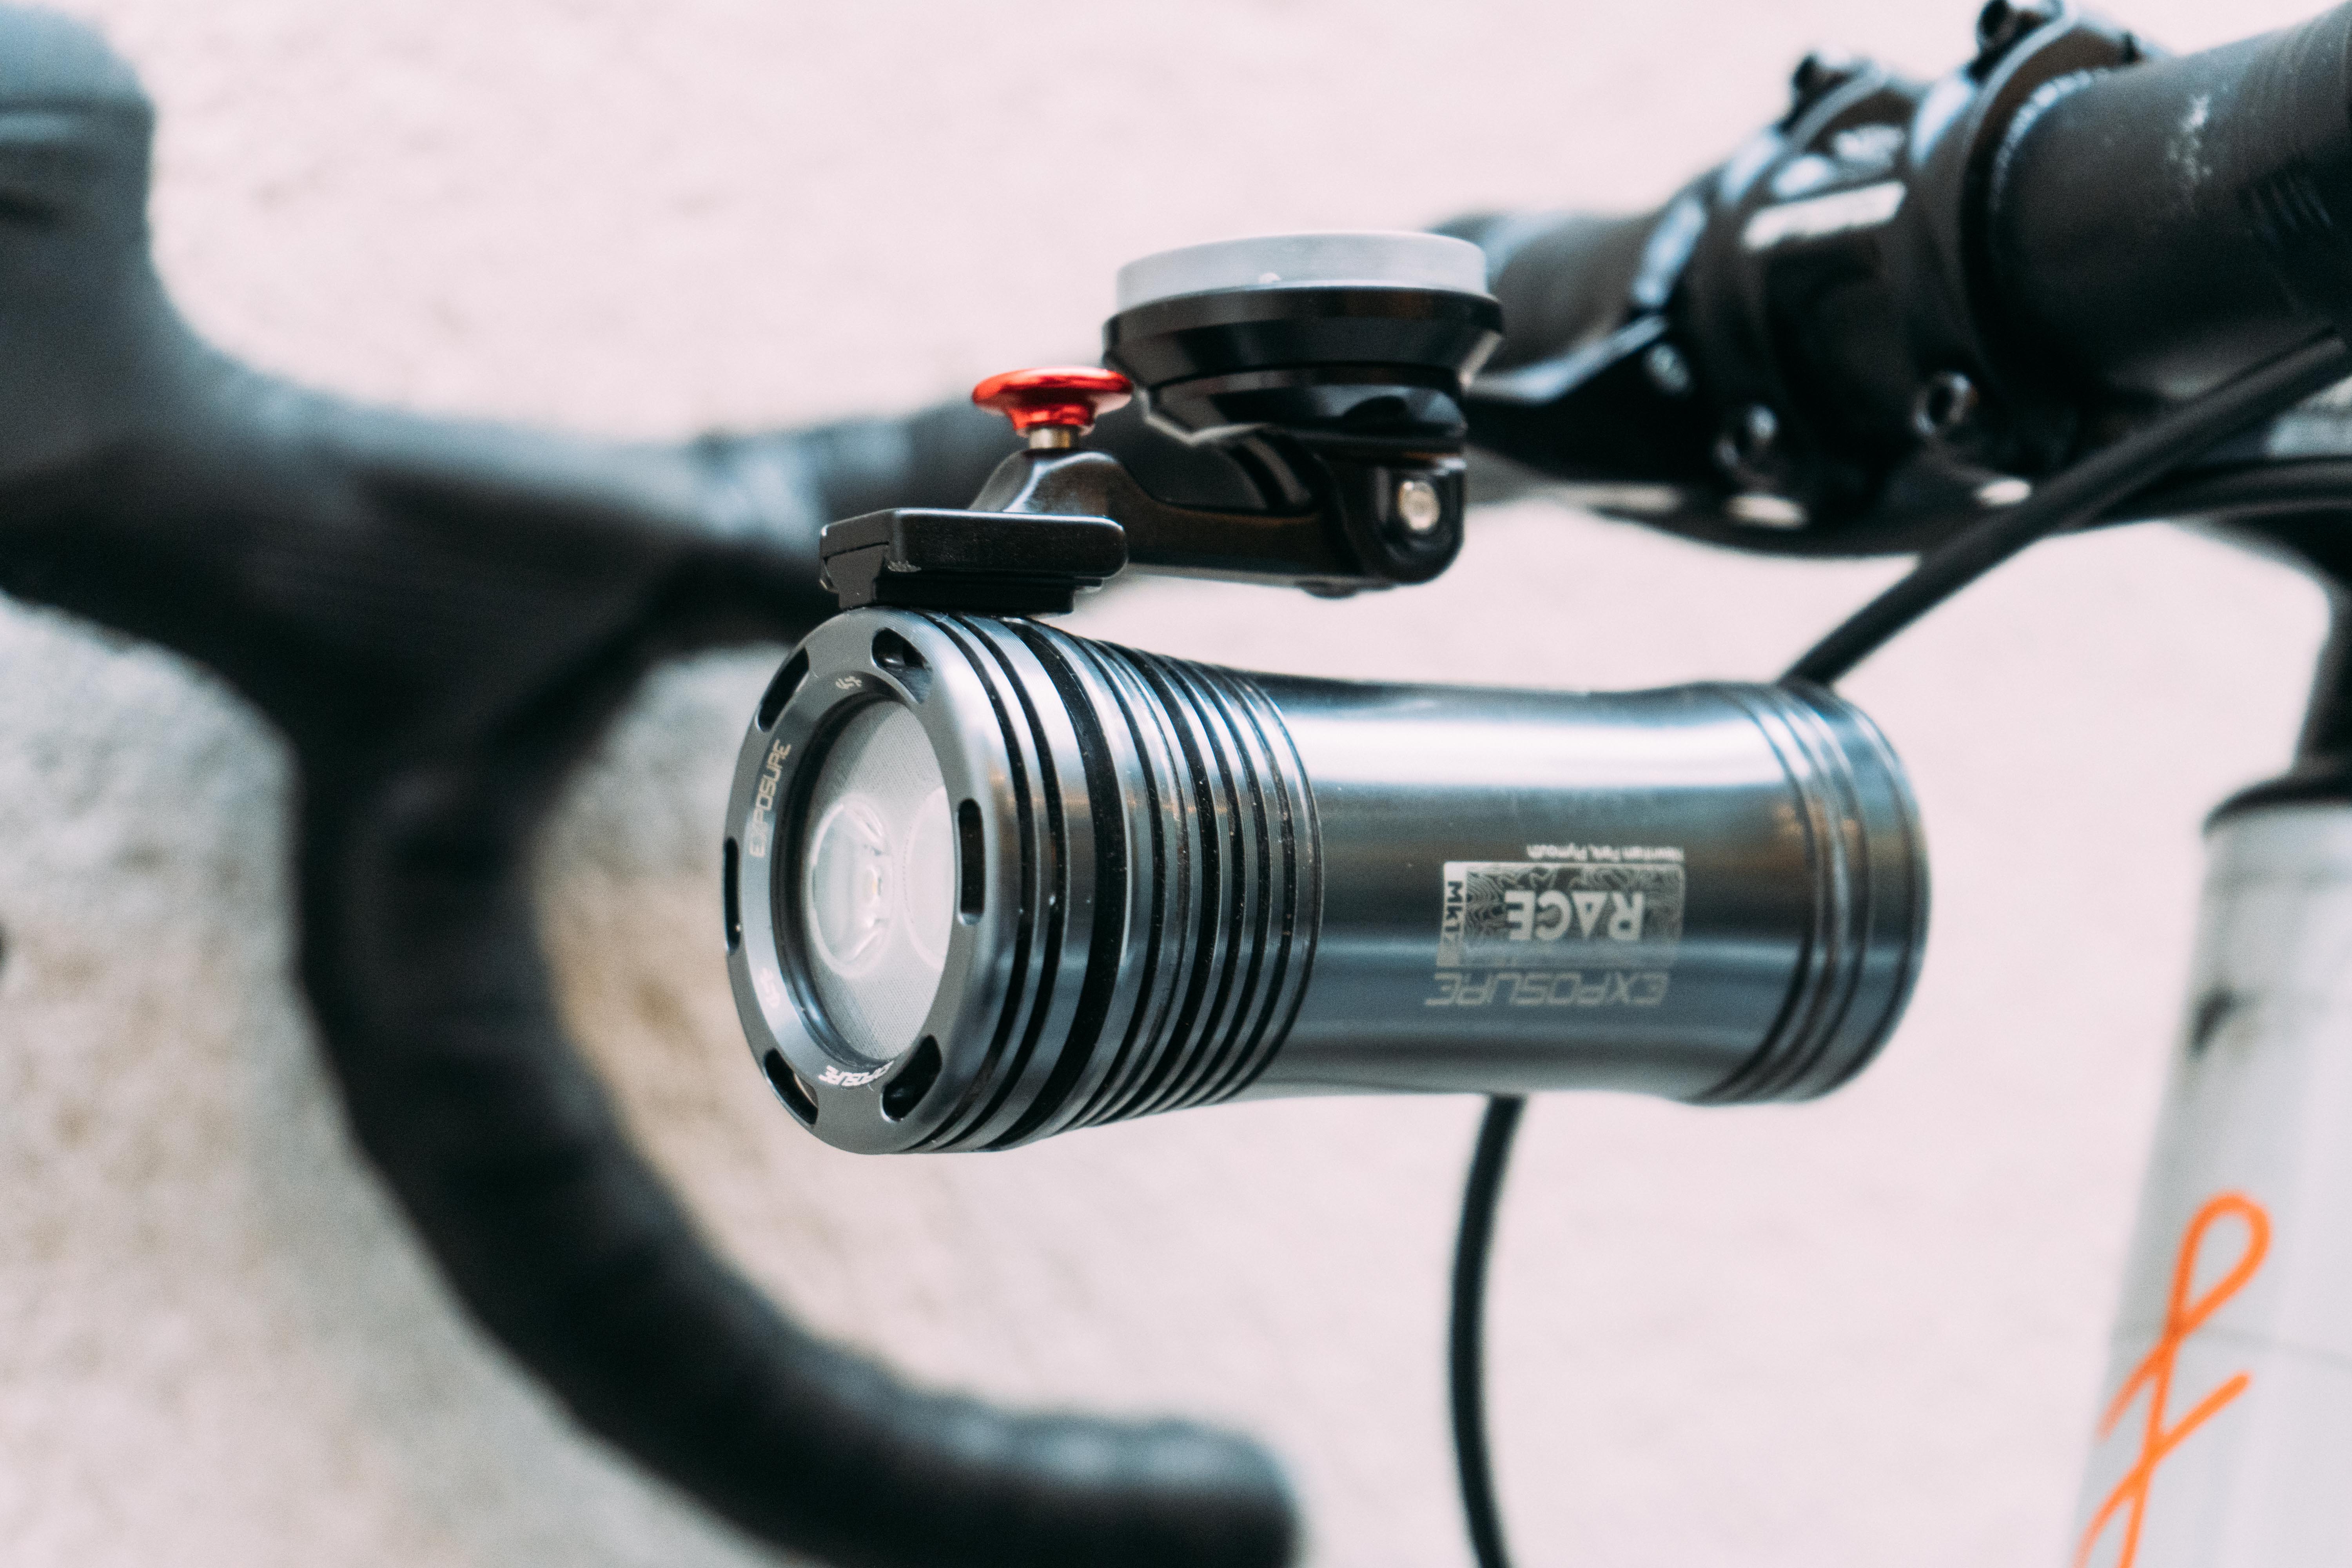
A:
[819,260,1500,616]
[816,442,1468,615]
[817,506,1127,615]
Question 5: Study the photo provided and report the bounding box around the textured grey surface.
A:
[0,1,2336,1564]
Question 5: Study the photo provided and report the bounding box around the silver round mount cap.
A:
[1114,230,1491,311]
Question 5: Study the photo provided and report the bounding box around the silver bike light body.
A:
[724,609,1928,1154]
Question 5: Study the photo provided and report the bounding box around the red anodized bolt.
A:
[971,366,1133,443]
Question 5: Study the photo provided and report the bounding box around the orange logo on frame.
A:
[2075,1192,2271,1568]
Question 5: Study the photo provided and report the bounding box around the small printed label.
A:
[1427,969,1671,1009]
[1434,854,1685,1008]
[745,738,790,859]
[1521,842,1684,865]
[1438,858,1684,967]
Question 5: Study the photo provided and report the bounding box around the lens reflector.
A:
[799,702,951,1060]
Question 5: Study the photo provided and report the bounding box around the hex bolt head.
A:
[1788,51,1862,115]
[1395,475,1444,536]
[1643,342,1695,398]
[1974,0,2056,65]
[1911,371,1981,442]
[1715,403,1782,485]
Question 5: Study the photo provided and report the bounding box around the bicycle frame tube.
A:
[2070,801,2352,1567]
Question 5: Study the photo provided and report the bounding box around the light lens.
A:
[799,703,952,1059]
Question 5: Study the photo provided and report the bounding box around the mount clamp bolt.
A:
[973,366,1134,450]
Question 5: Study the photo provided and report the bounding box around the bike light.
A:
[724,610,1928,1154]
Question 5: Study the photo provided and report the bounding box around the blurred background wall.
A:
[0,1,2337,1563]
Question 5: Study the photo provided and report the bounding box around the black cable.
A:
[1444,327,2352,1568]
[1785,331,2352,685]
[1449,1095,1526,1568]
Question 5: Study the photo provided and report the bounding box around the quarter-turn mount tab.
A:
[816,232,1503,615]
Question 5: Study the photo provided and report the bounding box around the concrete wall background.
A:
[0,1,2335,1563]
